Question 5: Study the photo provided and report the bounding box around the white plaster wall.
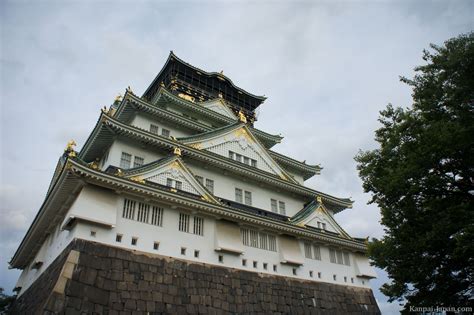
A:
[103,139,165,171]
[15,223,76,296]
[16,189,373,296]
[187,161,306,217]
[130,113,193,138]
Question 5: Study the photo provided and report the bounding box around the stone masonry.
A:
[10,239,380,314]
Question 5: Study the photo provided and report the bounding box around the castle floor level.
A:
[10,239,380,314]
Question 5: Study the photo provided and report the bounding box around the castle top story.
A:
[142,51,266,123]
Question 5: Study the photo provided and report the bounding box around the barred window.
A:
[235,188,243,203]
[161,128,170,137]
[313,245,321,260]
[329,248,337,263]
[336,250,344,265]
[278,201,286,215]
[243,156,250,165]
[122,199,136,220]
[193,216,204,236]
[175,180,182,190]
[249,230,259,248]
[251,159,257,167]
[150,124,159,134]
[259,233,268,250]
[137,202,150,223]
[271,199,278,212]
[205,179,214,194]
[304,242,312,259]
[268,235,277,252]
[120,152,132,169]
[195,175,204,185]
[241,228,277,252]
[133,156,144,168]
[178,213,190,232]
[244,191,252,206]
[228,151,234,159]
[241,228,250,246]
[166,178,173,187]
[235,153,242,162]
[151,206,163,226]
[343,252,350,266]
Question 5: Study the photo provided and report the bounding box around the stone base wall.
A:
[10,239,380,314]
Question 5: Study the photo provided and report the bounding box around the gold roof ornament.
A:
[316,196,322,203]
[238,110,247,123]
[67,151,77,158]
[173,147,182,156]
[88,160,100,170]
[218,92,223,98]
[126,86,133,94]
[115,94,123,102]
[101,106,109,114]
[130,176,145,184]
[178,93,195,103]
[65,140,77,153]
[115,169,124,177]
[160,81,165,87]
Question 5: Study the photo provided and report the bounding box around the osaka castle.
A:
[10,52,379,314]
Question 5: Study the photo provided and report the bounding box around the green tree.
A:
[355,32,474,311]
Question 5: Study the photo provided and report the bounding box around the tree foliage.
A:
[355,32,474,310]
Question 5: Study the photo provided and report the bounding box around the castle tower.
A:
[9,52,380,314]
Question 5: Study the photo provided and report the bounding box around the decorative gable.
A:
[200,99,237,120]
[125,156,219,204]
[180,124,296,182]
[290,199,351,238]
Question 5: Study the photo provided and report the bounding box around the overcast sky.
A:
[1,1,472,313]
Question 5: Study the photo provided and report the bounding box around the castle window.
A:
[271,199,278,212]
[167,178,182,190]
[263,263,268,270]
[344,276,347,283]
[218,255,224,263]
[292,268,297,275]
[131,237,138,246]
[333,274,337,281]
[242,259,247,266]
[278,201,286,215]
[195,175,204,184]
[116,234,122,243]
[351,277,354,283]
[309,271,313,278]
[235,153,242,162]
[133,156,144,168]
[318,272,322,279]
[336,250,344,264]
[243,156,249,165]
[178,213,190,233]
[235,188,243,203]
[253,261,258,268]
[343,252,351,266]
[123,198,136,220]
[244,191,252,206]
[137,202,150,223]
[120,152,132,169]
[150,124,159,134]
[322,223,327,230]
[151,206,164,226]
[304,242,321,260]
[229,151,257,167]
[161,128,170,137]
[329,248,337,263]
[193,216,204,236]
[181,247,186,255]
[273,265,277,272]
[241,228,277,252]
[228,151,234,159]
[205,179,214,194]
[251,159,257,167]
[90,230,96,237]
[194,250,200,258]
[153,242,159,250]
